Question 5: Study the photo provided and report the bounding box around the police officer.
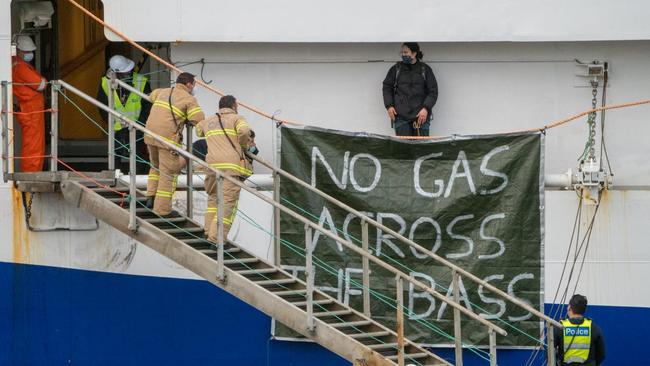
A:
[195,95,252,240]
[553,294,606,366]
[144,72,204,217]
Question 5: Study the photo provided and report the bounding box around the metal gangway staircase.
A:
[1,79,562,366]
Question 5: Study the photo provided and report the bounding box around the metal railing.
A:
[1,78,560,365]
[108,77,195,218]
[54,78,513,365]
[249,151,561,366]
[1,81,8,181]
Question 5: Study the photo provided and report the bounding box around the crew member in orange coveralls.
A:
[11,35,47,172]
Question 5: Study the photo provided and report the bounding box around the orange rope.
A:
[54,158,128,207]
[8,109,58,115]
[396,98,650,139]
[64,0,300,126]
[62,0,650,138]
[8,154,128,207]
[533,98,650,132]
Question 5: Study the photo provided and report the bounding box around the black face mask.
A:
[401,55,413,64]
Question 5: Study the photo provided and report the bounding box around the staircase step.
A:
[254,278,296,286]
[224,257,259,265]
[274,289,307,297]
[144,217,187,224]
[292,298,335,307]
[93,187,130,193]
[237,268,277,275]
[387,353,429,361]
[368,343,398,350]
[180,238,211,245]
[163,227,204,235]
[108,196,146,203]
[200,247,241,256]
[314,309,353,317]
[330,320,372,329]
[62,179,453,366]
[349,331,392,339]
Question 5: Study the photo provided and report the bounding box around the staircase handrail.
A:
[54,79,508,343]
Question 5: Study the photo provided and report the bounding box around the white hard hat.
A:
[15,35,37,52]
[109,55,135,73]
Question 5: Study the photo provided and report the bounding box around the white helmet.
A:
[16,35,37,52]
[109,55,135,73]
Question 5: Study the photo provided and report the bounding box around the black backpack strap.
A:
[421,63,426,81]
[393,62,401,92]
[216,112,246,162]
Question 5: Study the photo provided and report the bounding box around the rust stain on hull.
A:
[12,187,30,264]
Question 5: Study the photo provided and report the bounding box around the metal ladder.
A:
[60,178,451,366]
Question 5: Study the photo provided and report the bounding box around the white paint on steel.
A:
[103,0,650,42]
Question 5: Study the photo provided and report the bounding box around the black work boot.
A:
[145,196,155,209]
[161,211,181,218]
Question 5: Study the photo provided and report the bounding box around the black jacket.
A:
[553,317,606,366]
[382,61,438,121]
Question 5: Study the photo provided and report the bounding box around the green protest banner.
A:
[275,125,544,347]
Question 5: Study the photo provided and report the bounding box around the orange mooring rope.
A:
[64,0,649,139]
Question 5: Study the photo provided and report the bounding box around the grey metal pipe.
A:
[186,124,194,218]
[115,78,152,102]
[396,276,405,366]
[56,78,507,336]
[107,76,116,171]
[453,270,463,366]
[118,173,273,191]
[128,125,137,232]
[247,152,562,329]
[217,175,225,281]
[1,81,9,182]
[361,220,370,317]
[50,83,59,172]
[305,225,315,332]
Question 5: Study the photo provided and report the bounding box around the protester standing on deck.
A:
[11,35,47,172]
[382,42,438,137]
[553,294,606,366]
[144,72,204,217]
[195,95,253,240]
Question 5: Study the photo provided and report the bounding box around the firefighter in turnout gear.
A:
[144,73,204,216]
[195,95,252,240]
[553,294,606,366]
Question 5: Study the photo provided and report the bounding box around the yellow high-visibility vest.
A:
[101,73,148,131]
[561,318,592,364]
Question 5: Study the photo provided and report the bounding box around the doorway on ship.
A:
[11,0,171,174]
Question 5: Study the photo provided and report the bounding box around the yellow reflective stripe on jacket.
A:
[205,207,218,213]
[148,172,160,181]
[234,120,249,133]
[155,190,173,198]
[153,100,186,119]
[187,107,203,119]
[209,163,253,176]
[156,135,182,147]
[204,129,237,137]
[212,216,234,226]
[561,318,592,364]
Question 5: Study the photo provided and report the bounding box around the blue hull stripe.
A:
[1,262,645,365]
